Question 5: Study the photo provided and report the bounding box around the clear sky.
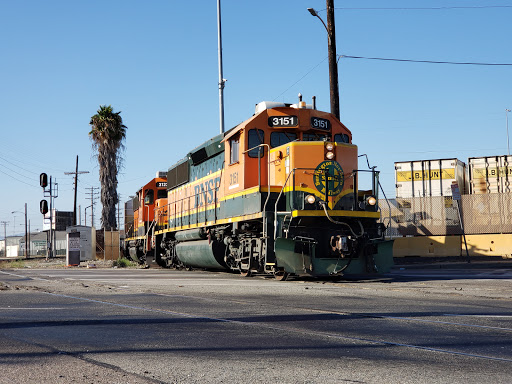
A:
[1,0,511,235]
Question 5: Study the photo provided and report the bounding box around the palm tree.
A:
[89,105,127,230]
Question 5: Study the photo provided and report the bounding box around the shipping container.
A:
[395,159,467,198]
[468,155,512,194]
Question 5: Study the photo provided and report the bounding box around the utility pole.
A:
[24,203,28,258]
[0,221,7,257]
[117,194,122,231]
[307,1,340,120]
[87,187,100,228]
[326,0,340,120]
[65,155,89,226]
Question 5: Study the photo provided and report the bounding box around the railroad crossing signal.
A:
[40,199,48,215]
[40,173,48,189]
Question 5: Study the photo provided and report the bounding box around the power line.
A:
[0,168,38,188]
[273,57,328,101]
[339,55,512,66]
[332,6,512,11]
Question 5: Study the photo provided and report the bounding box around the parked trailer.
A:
[468,155,512,194]
[395,159,467,198]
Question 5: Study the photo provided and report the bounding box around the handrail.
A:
[273,167,319,240]
[244,143,271,238]
[159,183,222,231]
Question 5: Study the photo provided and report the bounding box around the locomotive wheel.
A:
[240,269,252,277]
[273,270,289,281]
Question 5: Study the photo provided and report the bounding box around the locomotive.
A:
[124,98,392,279]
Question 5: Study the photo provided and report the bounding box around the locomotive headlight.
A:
[325,151,335,160]
[305,194,316,204]
[366,196,377,206]
[325,143,334,151]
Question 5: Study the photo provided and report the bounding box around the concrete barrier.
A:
[393,236,461,257]
[464,234,512,258]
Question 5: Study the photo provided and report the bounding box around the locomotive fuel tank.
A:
[173,228,227,269]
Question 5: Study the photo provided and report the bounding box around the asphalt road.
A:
[0,265,511,384]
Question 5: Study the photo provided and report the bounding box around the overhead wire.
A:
[332,6,512,11]
[339,55,512,66]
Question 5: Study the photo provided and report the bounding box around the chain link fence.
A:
[379,193,512,237]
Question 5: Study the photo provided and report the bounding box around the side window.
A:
[144,189,154,205]
[248,129,265,158]
[157,189,167,199]
[230,135,240,164]
[270,132,297,148]
[334,133,350,143]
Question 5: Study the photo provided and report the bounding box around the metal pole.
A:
[217,0,226,134]
[506,109,511,156]
[455,200,470,263]
[48,177,53,259]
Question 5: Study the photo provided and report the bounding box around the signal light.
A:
[40,199,49,215]
[40,173,48,188]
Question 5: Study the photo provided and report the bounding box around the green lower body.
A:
[274,238,393,276]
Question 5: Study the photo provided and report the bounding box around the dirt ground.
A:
[0,257,132,269]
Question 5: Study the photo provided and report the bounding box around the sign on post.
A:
[451,182,461,201]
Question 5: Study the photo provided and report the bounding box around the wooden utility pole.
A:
[65,156,89,226]
[87,187,100,228]
[326,0,340,120]
[24,203,28,258]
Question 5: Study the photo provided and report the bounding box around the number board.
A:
[268,115,298,128]
[310,117,331,131]
[156,182,167,188]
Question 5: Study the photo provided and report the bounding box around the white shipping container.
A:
[395,159,467,198]
[468,155,512,194]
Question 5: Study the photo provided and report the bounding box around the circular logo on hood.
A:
[313,161,344,196]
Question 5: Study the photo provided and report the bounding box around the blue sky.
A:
[1,0,511,234]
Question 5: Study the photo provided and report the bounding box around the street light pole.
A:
[506,109,511,156]
[217,0,226,134]
[308,0,340,120]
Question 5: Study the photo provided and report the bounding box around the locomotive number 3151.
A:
[311,117,331,131]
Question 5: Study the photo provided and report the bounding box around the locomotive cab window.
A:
[248,129,265,158]
[270,131,297,148]
[334,133,350,143]
[144,189,154,205]
[157,189,167,199]
[230,135,240,164]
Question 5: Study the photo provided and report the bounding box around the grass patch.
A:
[113,257,134,268]
[0,259,25,269]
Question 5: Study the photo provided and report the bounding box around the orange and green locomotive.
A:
[128,99,392,278]
[124,173,167,263]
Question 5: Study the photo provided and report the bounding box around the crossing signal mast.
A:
[39,172,58,259]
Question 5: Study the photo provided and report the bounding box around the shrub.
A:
[113,257,133,268]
